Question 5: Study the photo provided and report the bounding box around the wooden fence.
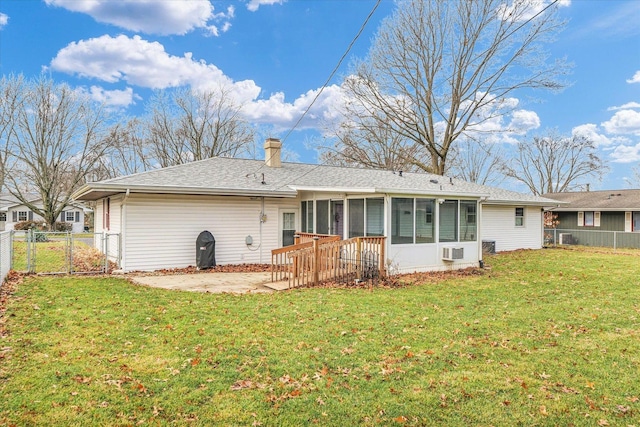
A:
[271,234,386,288]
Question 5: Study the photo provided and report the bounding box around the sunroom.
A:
[297,193,481,273]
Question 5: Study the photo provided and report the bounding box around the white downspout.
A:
[478,197,487,268]
[120,189,130,271]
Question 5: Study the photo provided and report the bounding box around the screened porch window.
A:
[348,199,365,237]
[460,201,477,242]
[316,200,329,234]
[438,200,458,242]
[348,198,384,238]
[415,198,435,243]
[366,198,384,236]
[391,198,414,244]
[300,201,313,233]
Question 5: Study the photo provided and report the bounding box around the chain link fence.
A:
[11,230,121,275]
[544,228,640,250]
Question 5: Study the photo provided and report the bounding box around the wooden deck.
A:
[271,233,386,288]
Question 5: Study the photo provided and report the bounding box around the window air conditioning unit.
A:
[442,247,464,261]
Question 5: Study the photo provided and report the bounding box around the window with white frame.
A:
[66,211,76,222]
[584,211,594,227]
[0,212,5,221]
[577,211,600,227]
[515,207,524,227]
[18,211,28,222]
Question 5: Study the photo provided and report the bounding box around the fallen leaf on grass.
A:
[230,380,265,390]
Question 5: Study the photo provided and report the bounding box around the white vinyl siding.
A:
[482,205,543,252]
[120,194,297,272]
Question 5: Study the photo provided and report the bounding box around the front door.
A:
[281,210,296,246]
[331,201,344,238]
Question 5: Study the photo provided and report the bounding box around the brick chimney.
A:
[264,137,282,168]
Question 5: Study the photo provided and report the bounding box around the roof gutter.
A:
[72,183,297,200]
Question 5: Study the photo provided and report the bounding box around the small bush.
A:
[52,222,72,232]
[14,220,46,231]
[33,232,48,242]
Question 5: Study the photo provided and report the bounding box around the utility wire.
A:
[250,0,382,178]
[269,0,561,190]
[281,0,382,145]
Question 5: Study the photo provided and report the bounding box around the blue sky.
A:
[1,0,639,191]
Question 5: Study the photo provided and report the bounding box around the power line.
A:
[281,0,382,145]
[250,0,383,178]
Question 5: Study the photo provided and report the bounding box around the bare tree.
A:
[145,86,254,167]
[319,110,428,172]
[342,0,568,175]
[0,74,25,192]
[87,117,154,181]
[500,133,607,195]
[4,76,110,229]
[448,138,505,186]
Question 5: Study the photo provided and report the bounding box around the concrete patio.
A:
[128,271,290,294]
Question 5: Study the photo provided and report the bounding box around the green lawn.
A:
[1,248,639,426]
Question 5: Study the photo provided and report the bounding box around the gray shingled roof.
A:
[73,157,558,206]
[544,189,640,210]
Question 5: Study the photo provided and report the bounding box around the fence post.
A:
[292,235,300,279]
[104,232,109,273]
[356,237,362,281]
[613,231,617,251]
[67,231,73,274]
[379,238,386,278]
[26,228,33,273]
[312,237,320,285]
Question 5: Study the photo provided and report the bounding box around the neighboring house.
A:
[0,193,87,233]
[544,189,640,232]
[72,138,559,274]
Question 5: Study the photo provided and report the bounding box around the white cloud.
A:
[49,34,347,130]
[609,143,640,164]
[508,109,541,132]
[243,85,345,130]
[627,71,640,84]
[43,0,231,36]
[458,94,540,143]
[601,109,640,135]
[86,86,136,108]
[572,123,615,147]
[608,102,640,111]
[498,0,570,22]
[246,0,286,12]
[0,13,8,29]
[50,35,261,101]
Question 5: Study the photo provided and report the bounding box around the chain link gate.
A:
[14,230,120,274]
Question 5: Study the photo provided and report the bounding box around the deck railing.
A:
[271,234,386,288]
